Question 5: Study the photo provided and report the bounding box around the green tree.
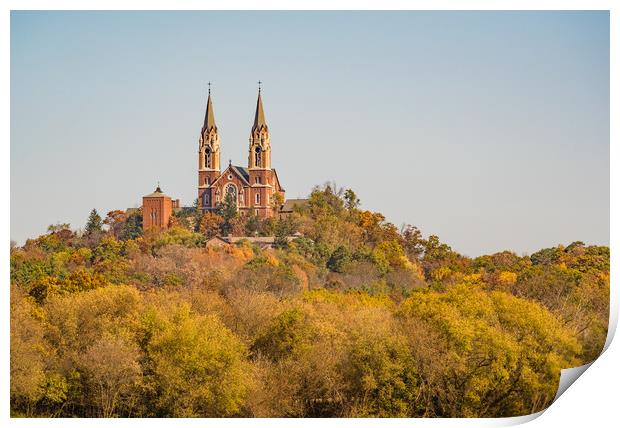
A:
[274,216,297,249]
[192,198,202,232]
[344,189,360,211]
[244,211,261,236]
[85,209,103,235]
[120,209,143,240]
[327,246,351,273]
[217,193,238,236]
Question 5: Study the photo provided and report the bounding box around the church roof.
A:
[211,164,251,187]
[232,165,250,184]
[202,92,217,134]
[252,91,267,132]
[271,168,285,192]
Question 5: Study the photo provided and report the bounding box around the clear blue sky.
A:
[10,11,609,256]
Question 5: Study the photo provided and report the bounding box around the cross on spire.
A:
[207,81,211,95]
[257,80,262,93]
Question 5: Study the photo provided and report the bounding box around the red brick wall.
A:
[143,196,172,230]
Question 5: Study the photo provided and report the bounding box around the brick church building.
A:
[141,86,288,230]
[197,87,285,217]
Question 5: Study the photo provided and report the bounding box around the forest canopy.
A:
[10,184,609,417]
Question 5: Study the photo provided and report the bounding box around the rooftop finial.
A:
[229,159,232,166]
[208,81,211,95]
[155,181,162,193]
[257,80,262,94]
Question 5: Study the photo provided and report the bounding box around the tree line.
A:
[10,184,609,417]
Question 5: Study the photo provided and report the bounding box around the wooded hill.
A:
[10,184,609,417]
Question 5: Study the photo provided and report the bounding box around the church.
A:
[141,85,292,231]
[197,86,285,218]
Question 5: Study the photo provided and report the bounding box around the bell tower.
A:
[198,83,221,212]
[248,83,271,171]
[248,82,278,217]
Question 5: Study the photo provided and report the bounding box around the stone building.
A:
[197,87,285,218]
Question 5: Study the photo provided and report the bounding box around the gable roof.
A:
[205,236,231,246]
[231,165,250,184]
[211,164,251,187]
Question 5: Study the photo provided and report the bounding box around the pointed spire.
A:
[202,82,217,134]
[252,83,267,133]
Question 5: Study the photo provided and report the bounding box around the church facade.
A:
[197,88,285,218]
[140,86,287,231]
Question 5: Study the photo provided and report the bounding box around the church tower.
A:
[198,85,221,212]
[248,86,271,171]
[194,83,284,219]
[247,85,282,217]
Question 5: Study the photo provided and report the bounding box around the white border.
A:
[2,1,617,427]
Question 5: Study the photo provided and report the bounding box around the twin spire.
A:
[202,84,267,135]
[252,91,267,133]
[202,90,217,134]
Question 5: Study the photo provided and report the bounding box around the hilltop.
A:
[10,184,609,417]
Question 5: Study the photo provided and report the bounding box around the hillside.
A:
[10,184,609,418]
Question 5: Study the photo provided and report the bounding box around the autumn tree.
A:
[8,183,610,418]
[142,303,249,417]
[76,335,143,417]
[10,286,47,415]
[103,210,127,238]
[270,192,284,213]
[200,212,223,238]
[47,223,71,233]
[401,224,425,260]
[398,284,580,417]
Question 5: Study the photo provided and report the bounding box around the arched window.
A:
[204,148,212,169]
[225,184,238,205]
[255,192,260,205]
[254,146,262,167]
